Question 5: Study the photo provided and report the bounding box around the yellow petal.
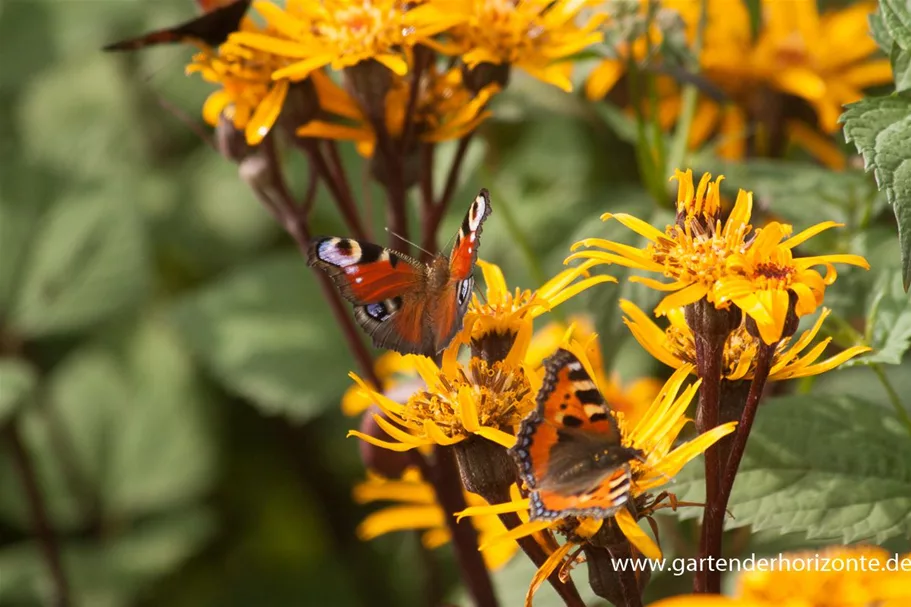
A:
[245,79,289,145]
[358,505,444,540]
[525,541,575,607]
[456,498,530,522]
[615,508,661,560]
[347,430,420,451]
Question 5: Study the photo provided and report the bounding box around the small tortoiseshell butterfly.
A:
[103,0,251,52]
[510,348,644,521]
[308,190,491,357]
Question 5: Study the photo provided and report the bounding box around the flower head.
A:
[232,0,417,81]
[354,467,520,569]
[620,300,871,381]
[187,18,295,145]
[341,352,424,416]
[714,221,869,344]
[664,0,893,166]
[567,169,753,315]
[409,0,606,91]
[465,259,616,355]
[569,169,869,343]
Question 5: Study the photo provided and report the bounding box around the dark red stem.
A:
[3,422,71,607]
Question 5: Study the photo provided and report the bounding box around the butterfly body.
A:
[309,190,491,357]
[511,348,643,521]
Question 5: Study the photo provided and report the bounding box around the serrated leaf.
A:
[672,395,911,543]
[0,360,37,424]
[169,252,355,420]
[891,44,911,92]
[841,95,911,289]
[881,0,911,51]
[0,321,216,531]
[0,507,214,607]
[848,271,911,366]
[10,190,150,338]
[870,10,894,53]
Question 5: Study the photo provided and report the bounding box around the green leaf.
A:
[881,0,911,51]
[0,320,216,531]
[0,507,214,607]
[169,252,356,420]
[891,44,911,92]
[848,271,911,366]
[0,360,37,424]
[673,394,911,543]
[841,95,911,289]
[870,10,894,53]
[9,190,150,338]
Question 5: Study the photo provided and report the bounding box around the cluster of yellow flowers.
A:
[186,0,604,149]
[183,0,891,168]
[586,0,892,168]
[345,168,876,603]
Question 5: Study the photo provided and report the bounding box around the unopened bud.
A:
[462,62,510,94]
[358,406,410,478]
[369,145,422,191]
[216,113,253,163]
[453,435,516,503]
[684,298,741,342]
[583,543,651,604]
[277,79,319,134]
[344,59,394,124]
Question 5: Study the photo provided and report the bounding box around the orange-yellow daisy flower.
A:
[620,300,872,381]
[714,221,869,344]
[354,467,520,570]
[231,0,417,82]
[408,0,606,92]
[567,169,754,315]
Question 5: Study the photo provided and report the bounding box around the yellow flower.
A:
[297,66,500,157]
[459,338,736,570]
[620,300,872,381]
[666,0,893,167]
[231,0,416,81]
[567,169,754,315]
[408,0,606,91]
[465,259,617,350]
[527,315,663,428]
[569,169,869,343]
[348,259,610,451]
[649,546,911,607]
[341,352,424,416]
[713,221,869,344]
[186,18,294,145]
[354,467,520,570]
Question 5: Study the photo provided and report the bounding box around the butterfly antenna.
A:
[384,228,435,257]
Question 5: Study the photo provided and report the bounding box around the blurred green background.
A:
[1,1,909,606]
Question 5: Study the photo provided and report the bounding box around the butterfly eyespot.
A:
[457,277,473,306]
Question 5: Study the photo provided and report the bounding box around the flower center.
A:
[404,358,534,438]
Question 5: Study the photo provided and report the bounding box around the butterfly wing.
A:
[511,348,640,521]
[103,0,251,51]
[448,189,492,281]
[425,190,492,352]
[309,237,435,355]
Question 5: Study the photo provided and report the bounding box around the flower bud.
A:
[684,298,742,343]
[358,406,410,478]
[369,145,422,191]
[583,531,651,605]
[277,79,319,134]
[453,435,516,503]
[462,62,510,94]
[344,59,394,125]
[216,113,253,163]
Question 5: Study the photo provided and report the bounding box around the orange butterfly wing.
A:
[511,349,641,521]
